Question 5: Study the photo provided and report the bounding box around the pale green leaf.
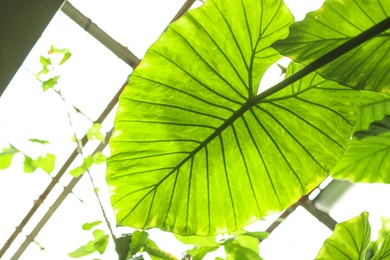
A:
[28,139,50,145]
[87,123,106,143]
[69,155,93,177]
[49,45,72,65]
[42,76,59,91]
[0,146,18,170]
[92,152,107,164]
[92,229,109,254]
[273,0,390,92]
[316,212,371,260]
[23,153,55,174]
[68,229,108,258]
[82,221,102,230]
[107,0,360,236]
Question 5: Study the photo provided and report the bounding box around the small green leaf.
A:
[187,246,220,260]
[224,240,262,260]
[144,238,177,260]
[68,245,95,258]
[92,152,107,164]
[82,221,102,230]
[0,146,18,170]
[316,212,371,260]
[130,230,149,256]
[68,229,109,258]
[115,234,132,260]
[40,55,51,67]
[23,153,55,174]
[372,233,390,260]
[92,229,109,254]
[28,139,50,145]
[87,123,106,143]
[42,76,60,91]
[69,156,93,177]
[49,45,72,65]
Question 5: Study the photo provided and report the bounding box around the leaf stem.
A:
[54,90,117,242]
[254,16,390,104]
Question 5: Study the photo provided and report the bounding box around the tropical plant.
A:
[105,0,390,258]
[2,0,390,259]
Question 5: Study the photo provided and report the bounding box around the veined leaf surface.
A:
[107,0,359,235]
[372,233,390,260]
[332,92,390,182]
[316,212,371,260]
[273,0,390,92]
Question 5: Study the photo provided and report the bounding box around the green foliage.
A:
[273,0,390,92]
[176,230,268,259]
[115,234,132,260]
[68,229,109,258]
[36,45,72,91]
[69,152,106,178]
[49,45,72,65]
[367,217,390,259]
[316,212,390,260]
[128,230,177,260]
[332,92,390,182]
[87,123,106,143]
[0,146,18,170]
[82,221,103,231]
[316,212,371,260]
[28,138,50,145]
[69,156,93,178]
[41,76,60,92]
[106,0,369,236]
[23,153,55,174]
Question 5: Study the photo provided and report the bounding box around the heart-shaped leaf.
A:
[107,0,360,236]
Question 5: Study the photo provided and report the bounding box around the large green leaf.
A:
[68,229,109,258]
[332,92,390,182]
[273,0,390,92]
[107,0,360,236]
[316,212,371,260]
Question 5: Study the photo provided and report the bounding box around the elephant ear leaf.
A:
[107,0,360,236]
[332,92,390,183]
[316,212,371,260]
[273,0,390,93]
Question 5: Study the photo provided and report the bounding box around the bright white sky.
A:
[1,0,390,259]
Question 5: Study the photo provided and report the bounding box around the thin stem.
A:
[53,89,117,241]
